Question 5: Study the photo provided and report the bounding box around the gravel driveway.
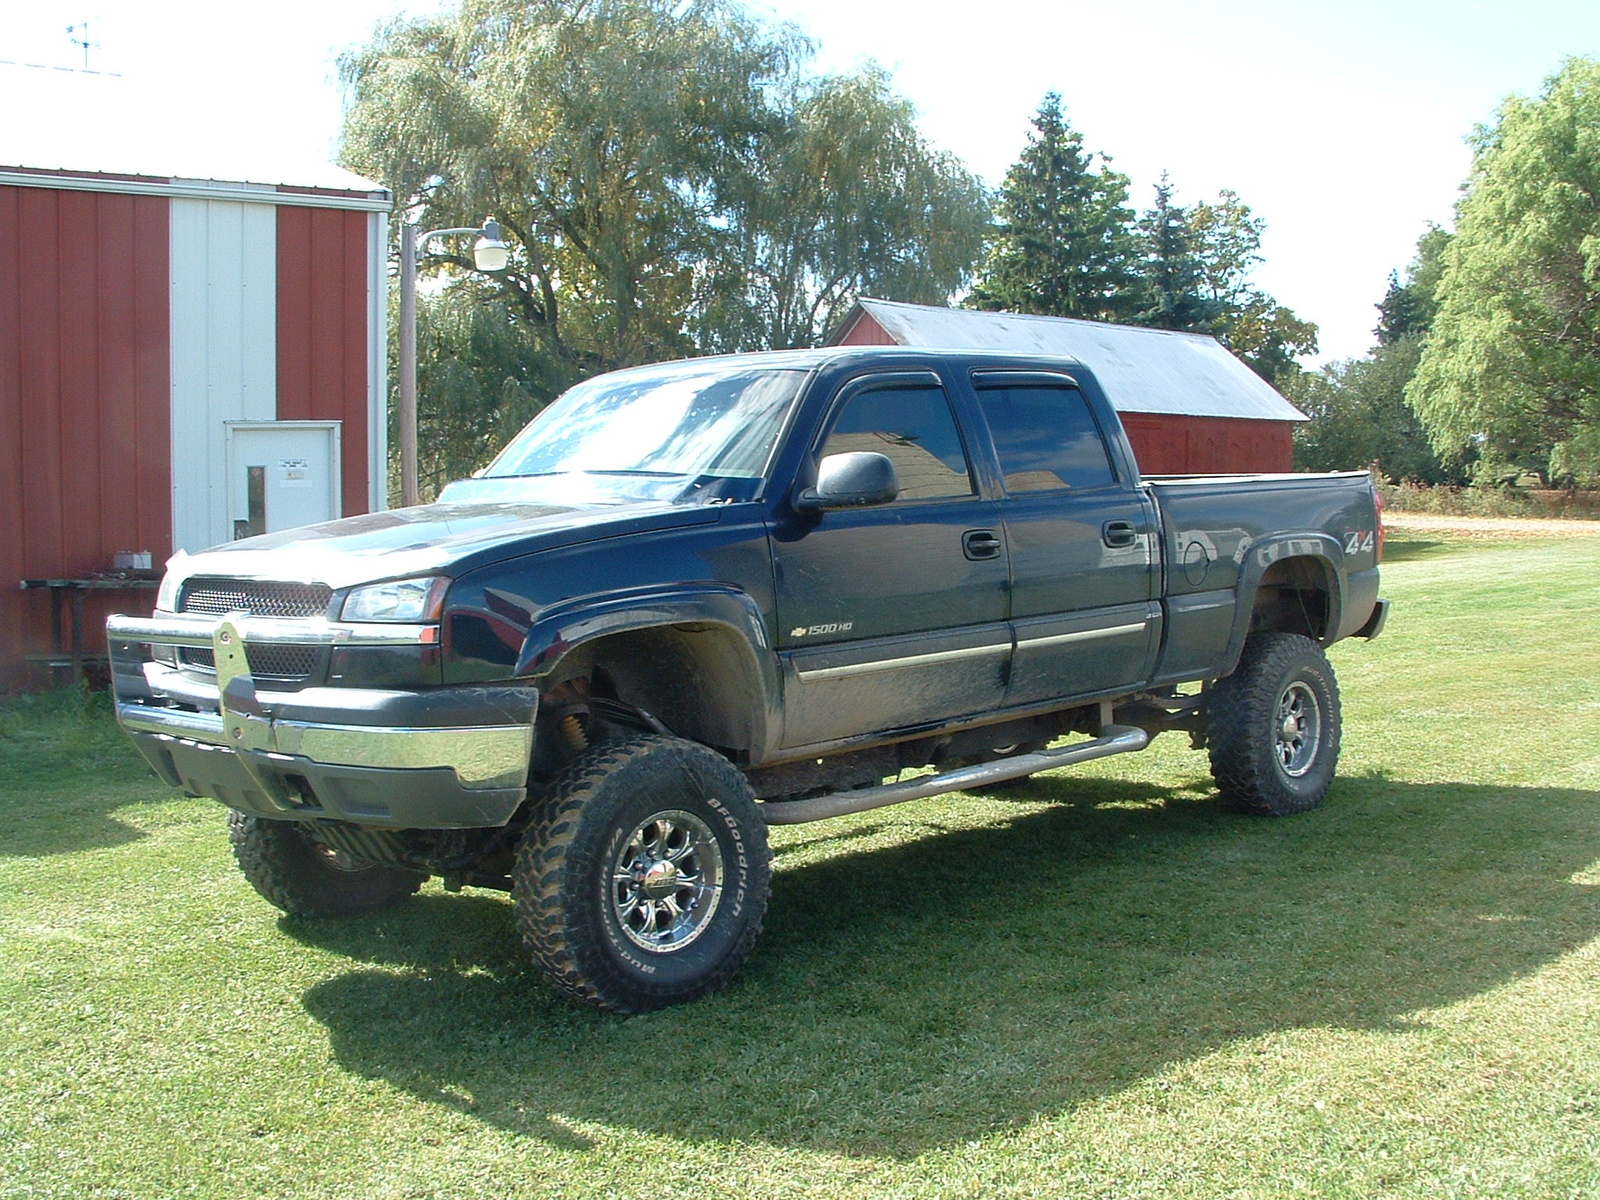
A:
[1385,512,1600,538]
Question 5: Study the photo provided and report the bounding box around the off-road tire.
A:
[227,811,425,917]
[512,735,770,1014]
[1206,632,1341,816]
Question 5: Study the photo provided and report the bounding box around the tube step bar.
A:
[759,724,1150,825]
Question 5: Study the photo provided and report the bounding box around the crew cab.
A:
[109,346,1387,1012]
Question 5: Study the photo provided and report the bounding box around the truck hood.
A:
[165,498,723,591]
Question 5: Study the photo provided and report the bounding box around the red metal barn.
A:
[0,66,391,690]
[827,298,1306,475]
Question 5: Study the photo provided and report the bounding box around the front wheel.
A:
[227,812,425,917]
[1205,632,1342,815]
[512,735,771,1013]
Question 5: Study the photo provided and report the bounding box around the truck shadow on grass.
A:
[295,776,1600,1157]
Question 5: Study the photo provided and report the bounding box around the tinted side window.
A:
[976,384,1115,492]
[822,384,974,500]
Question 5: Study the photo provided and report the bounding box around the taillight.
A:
[1373,488,1386,563]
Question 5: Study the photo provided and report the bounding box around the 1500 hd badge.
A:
[790,622,854,638]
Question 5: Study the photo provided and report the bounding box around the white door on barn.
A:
[224,421,342,539]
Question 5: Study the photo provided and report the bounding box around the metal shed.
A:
[0,64,391,689]
[827,298,1307,477]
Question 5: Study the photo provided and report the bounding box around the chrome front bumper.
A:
[107,612,537,829]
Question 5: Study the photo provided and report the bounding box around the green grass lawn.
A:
[3,531,1599,1199]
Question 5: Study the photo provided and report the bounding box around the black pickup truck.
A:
[109,346,1387,1012]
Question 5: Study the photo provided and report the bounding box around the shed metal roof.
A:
[831,298,1307,422]
[0,62,388,207]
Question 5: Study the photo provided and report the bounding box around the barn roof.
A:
[0,62,388,210]
[828,297,1307,422]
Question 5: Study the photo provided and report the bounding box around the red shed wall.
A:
[1119,413,1294,475]
[1,185,171,688]
[835,314,1295,474]
[836,311,897,346]
[276,206,371,519]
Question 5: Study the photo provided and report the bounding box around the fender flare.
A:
[1218,534,1346,676]
[515,584,780,756]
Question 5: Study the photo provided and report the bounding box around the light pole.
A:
[397,217,510,507]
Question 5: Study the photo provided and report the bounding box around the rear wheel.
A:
[1206,632,1341,815]
[513,735,770,1013]
[227,812,425,917]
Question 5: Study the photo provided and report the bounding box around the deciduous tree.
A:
[341,0,990,492]
[1293,228,1462,482]
[691,67,988,353]
[1184,191,1317,382]
[1409,56,1600,484]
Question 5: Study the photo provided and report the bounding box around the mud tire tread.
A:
[227,811,424,917]
[512,735,770,1014]
[1206,632,1342,816]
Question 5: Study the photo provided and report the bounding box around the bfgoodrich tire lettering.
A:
[227,811,424,917]
[512,735,771,1013]
[1206,632,1342,815]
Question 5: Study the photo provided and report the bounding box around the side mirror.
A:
[794,451,899,513]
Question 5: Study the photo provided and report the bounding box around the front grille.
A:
[177,578,332,682]
[180,644,321,679]
[179,579,332,619]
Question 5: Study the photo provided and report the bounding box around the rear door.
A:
[970,371,1160,707]
[771,371,1011,750]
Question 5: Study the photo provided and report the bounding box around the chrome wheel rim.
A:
[610,810,724,953]
[1275,681,1322,778]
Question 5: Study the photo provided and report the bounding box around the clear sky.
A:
[8,0,1600,363]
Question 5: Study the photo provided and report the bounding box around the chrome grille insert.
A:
[179,579,331,619]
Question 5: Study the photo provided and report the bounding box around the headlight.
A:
[341,577,448,622]
[155,570,183,613]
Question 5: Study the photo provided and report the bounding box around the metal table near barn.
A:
[19,576,160,685]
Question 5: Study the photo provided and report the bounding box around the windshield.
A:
[480,363,807,486]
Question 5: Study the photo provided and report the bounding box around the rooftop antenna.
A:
[66,22,98,71]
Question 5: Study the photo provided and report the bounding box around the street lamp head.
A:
[473,218,510,272]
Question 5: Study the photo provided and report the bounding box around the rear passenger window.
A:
[976,383,1115,492]
[822,384,975,500]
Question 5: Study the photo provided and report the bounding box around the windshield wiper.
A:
[577,469,687,479]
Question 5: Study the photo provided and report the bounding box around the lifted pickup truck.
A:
[109,346,1387,1012]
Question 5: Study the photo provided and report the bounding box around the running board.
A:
[758,724,1150,825]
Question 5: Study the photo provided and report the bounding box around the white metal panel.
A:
[0,170,391,212]
[170,192,278,553]
[842,298,1308,423]
[367,210,390,512]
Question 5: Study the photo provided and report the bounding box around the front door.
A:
[772,372,1010,750]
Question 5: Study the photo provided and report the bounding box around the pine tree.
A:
[969,94,1137,321]
[1132,173,1216,331]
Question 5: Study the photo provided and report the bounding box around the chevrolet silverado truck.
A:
[108,346,1388,1013]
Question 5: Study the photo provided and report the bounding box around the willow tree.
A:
[342,0,794,391]
[341,0,990,493]
[1409,57,1600,483]
[691,67,988,352]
